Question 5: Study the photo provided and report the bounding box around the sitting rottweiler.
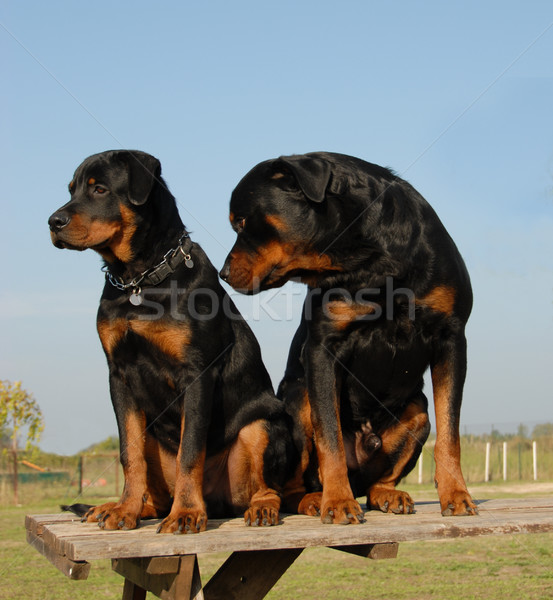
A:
[49,150,295,533]
[220,152,477,523]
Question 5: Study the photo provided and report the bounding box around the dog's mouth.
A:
[230,264,298,295]
[50,230,83,251]
[50,230,111,252]
[258,266,293,290]
[51,235,85,251]
[223,241,340,293]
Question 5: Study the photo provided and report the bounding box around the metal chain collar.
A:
[102,231,192,294]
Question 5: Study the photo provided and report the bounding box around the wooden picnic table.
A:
[26,496,553,599]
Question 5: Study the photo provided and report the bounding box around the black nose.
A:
[48,212,71,232]
[219,258,231,282]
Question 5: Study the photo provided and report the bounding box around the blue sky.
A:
[1,1,552,454]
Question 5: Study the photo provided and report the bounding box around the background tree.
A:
[517,423,529,439]
[532,423,553,438]
[0,380,44,504]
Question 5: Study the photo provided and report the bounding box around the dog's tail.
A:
[60,503,93,517]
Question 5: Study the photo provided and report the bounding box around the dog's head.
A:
[220,153,349,293]
[48,150,161,262]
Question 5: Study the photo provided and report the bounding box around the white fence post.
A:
[503,441,508,481]
[533,441,538,481]
[485,442,491,482]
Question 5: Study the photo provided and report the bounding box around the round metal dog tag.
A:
[129,290,143,306]
[185,257,194,268]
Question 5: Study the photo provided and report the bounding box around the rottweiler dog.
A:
[220,151,477,524]
[49,150,295,533]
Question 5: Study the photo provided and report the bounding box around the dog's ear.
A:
[118,151,161,205]
[276,155,331,203]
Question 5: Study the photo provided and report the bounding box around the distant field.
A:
[2,432,552,506]
[1,482,552,600]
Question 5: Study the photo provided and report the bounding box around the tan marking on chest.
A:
[324,300,377,330]
[97,318,191,362]
[129,320,191,362]
[417,285,456,316]
[97,318,128,356]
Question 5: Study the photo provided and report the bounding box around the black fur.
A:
[49,150,296,533]
[221,152,477,521]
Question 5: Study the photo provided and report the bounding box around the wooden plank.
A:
[203,549,302,600]
[394,497,553,514]
[61,511,553,561]
[470,497,553,511]
[25,513,81,536]
[113,555,203,600]
[26,530,91,580]
[26,497,553,563]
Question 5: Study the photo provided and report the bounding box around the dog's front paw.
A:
[368,485,415,514]
[244,501,279,527]
[83,502,141,530]
[297,492,322,517]
[244,489,280,526]
[321,497,365,524]
[156,509,208,534]
[439,488,478,516]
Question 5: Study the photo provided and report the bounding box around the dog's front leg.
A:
[306,344,364,525]
[157,375,212,534]
[83,394,148,529]
[432,331,477,516]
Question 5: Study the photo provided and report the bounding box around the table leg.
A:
[113,555,203,600]
[203,548,303,600]
[332,542,399,559]
[122,578,147,600]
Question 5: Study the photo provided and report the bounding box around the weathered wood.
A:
[203,549,303,600]
[113,555,203,600]
[26,497,553,562]
[146,556,181,575]
[25,495,553,600]
[333,542,399,559]
[122,578,147,600]
[26,530,90,580]
[25,512,81,536]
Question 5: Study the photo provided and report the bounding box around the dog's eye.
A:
[94,186,107,195]
[235,217,246,233]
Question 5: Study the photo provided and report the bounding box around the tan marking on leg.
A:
[84,410,148,529]
[282,391,315,513]
[367,400,429,513]
[234,420,281,526]
[157,411,208,533]
[316,436,363,524]
[432,361,477,515]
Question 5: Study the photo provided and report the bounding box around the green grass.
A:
[1,500,122,600]
[2,482,552,600]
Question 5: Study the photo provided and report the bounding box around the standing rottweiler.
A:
[220,152,477,523]
[49,150,295,533]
